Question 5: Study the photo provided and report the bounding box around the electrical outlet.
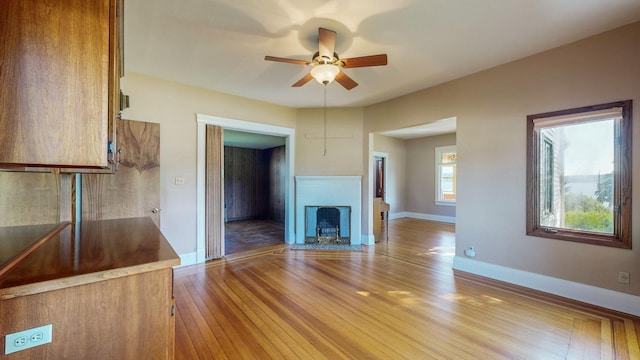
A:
[618,271,630,285]
[464,246,476,258]
[4,324,52,355]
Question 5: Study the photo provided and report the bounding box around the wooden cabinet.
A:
[0,0,123,170]
[373,198,390,242]
[0,218,180,359]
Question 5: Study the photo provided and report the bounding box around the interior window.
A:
[435,145,456,205]
[526,100,632,248]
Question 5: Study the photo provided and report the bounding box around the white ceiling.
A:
[379,117,457,140]
[125,0,640,109]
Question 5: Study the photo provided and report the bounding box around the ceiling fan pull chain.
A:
[323,84,327,156]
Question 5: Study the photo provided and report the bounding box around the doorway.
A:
[196,114,295,263]
[223,130,286,255]
[372,151,389,242]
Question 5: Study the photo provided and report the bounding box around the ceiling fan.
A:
[264,27,388,90]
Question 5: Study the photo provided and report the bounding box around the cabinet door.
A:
[0,0,115,168]
[82,120,161,226]
[107,0,124,172]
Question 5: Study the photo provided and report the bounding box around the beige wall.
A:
[405,133,456,218]
[120,22,639,297]
[363,22,640,295]
[372,134,406,215]
[295,107,363,175]
[371,132,458,219]
[120,75,364,256]
[120,73,297,255]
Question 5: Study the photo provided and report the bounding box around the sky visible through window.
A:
[562,119,614,176]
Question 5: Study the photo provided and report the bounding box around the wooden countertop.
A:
[0,222,66,272]
[0,217,180,299]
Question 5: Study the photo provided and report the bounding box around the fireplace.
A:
[305,206,351,244]
[295,176,362,245]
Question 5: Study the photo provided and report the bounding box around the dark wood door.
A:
[375,156,385,199]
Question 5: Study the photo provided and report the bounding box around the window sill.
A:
[526,228,630,249]
[435,201,456,207]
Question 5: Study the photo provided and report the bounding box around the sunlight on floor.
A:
[355,289,420,305]
[442,293,505,306]
[416,245,455,257]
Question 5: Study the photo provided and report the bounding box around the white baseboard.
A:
[361,233,375,246]
[452,256,640,317]
[177,252,198,267]
[390,211,456,224]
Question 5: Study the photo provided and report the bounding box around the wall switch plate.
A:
[175,176,185,185]
[5,324,52,355]
[618,271,630,284]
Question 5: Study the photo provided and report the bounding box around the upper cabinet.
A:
[0,0,123,170]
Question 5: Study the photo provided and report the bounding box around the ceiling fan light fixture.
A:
[311,64,340,85]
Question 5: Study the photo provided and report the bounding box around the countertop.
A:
[0,217,180,299]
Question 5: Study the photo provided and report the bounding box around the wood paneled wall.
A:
[265,146,285,223]
[0,172,73,227]
[224,147,266,221]
[224,146,285,223]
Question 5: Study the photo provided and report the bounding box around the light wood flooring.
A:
[174,218,640,359]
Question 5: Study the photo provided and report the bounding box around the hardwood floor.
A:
[224,219,284,255]
[174,218,640,359]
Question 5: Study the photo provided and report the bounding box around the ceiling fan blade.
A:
[318,28,336,61]
[335,71,358,90]
[292,73,314,87]
[341,54,388,68]
[265,56,310,66]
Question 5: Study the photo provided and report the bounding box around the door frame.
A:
[196,114,295,263]
[372,151,389,233]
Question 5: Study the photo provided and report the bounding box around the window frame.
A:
[541,136,554,215]
[526,100,632,249]
[435,145,456,206]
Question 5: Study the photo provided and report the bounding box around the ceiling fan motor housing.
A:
[264,27,387,90]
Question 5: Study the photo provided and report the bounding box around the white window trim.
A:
[435,145,456,206]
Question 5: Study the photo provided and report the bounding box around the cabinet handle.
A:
[113,149,122,172]
[107,141,116,164]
